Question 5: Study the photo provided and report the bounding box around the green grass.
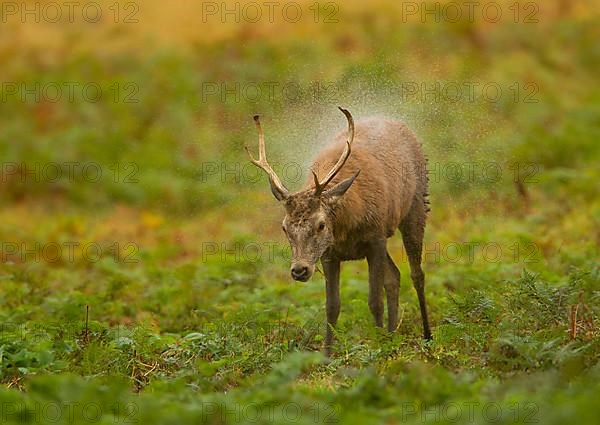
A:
[1,1,599,424]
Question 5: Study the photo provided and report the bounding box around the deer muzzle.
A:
[290,262,314,282]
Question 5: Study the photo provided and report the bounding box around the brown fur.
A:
[250,112,432,355]
[307,118,428,256]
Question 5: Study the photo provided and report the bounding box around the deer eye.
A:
[282,225,287,234]
[317,222,325,231]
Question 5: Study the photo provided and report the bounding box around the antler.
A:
[245,115,289,200]
[313,107,355,196]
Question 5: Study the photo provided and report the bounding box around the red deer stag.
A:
[246,108,432,354]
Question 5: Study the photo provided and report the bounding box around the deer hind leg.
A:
[366,239,386,328]
[384,252,400,332]
[400,199,432,340]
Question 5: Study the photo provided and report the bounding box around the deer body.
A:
[246,109,432,354]
[308,118,426,256]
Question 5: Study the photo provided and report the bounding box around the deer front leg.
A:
[384,252,400,332]
[322,258,340,355]
[366,239,386,328]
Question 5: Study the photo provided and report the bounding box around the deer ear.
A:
[323,170,360,199]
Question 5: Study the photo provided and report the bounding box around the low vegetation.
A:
[0,1,598,423]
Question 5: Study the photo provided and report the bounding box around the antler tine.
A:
[314,107,355,195]
[245,115,289,199]
[311,170,320,189]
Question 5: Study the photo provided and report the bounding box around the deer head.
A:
[246,107,360,281]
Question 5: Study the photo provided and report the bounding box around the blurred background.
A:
[0,1,599,424]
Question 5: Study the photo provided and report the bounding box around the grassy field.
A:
[1,1,599,424]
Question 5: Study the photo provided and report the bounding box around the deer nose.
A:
[291,265,309,280]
